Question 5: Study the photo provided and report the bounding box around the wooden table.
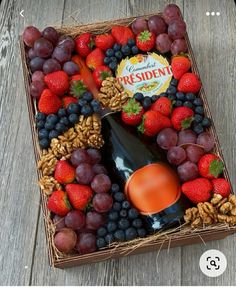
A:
[0,0,235,285]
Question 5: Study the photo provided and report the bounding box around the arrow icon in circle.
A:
[20,10,24,17]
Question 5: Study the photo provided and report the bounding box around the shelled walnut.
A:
[38,176,62,195]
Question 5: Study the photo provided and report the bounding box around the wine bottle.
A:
[101,110,190,232]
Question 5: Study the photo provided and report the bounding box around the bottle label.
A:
[116,53,172,97]
[125,163,181,215]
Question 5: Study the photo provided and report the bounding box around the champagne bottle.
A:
[101,110,190,232]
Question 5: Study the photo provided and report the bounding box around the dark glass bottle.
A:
[101,111,190,232]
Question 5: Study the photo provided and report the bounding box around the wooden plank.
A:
[0,0,64,285]
[182,0,236,285]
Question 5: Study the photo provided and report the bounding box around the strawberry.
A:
[70,74,87,98]
[136,30,155,52]
[212,178,231,198]
[86,48,105,71]
[75,33,95,57]
[47,190,71,216]
[198,154,224,179]
[171,55,191,80]
[121,98,144,126]
[65,184,93,210]
[38,89,62,115]
[151,96,172,116]
[62,96,77,108]
[171,106,194,130]
[44,71,69,96]
[111,25,135,45]
[181,178,212,204]
[138,110,171,136]
[177,72,201,94]
[92,66,112,88]
[54,160,76,184]
[95,34,115,51]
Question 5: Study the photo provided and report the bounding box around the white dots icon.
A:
[216,12,220,16]
[211,12,215,16]
[206,12,210,16]
[206,11,221,16]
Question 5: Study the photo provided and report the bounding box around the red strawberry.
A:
[171,55,191,80]
[151,96,172,117]
[177,72,201,93]
[95,34,115,51]
[47,190,71,216]
[136,30,155,52]
[121,98,144,126]
[62,96,77,108]
[75,33,95,57]
[65,184,93,210]
[86,48,105,71]
[54,160,76,184]
[181,178,212,204]
[212,178,231,198]
[38,89,62,114]
[44,71,69,96]
[92,66,112,88]
[111,25,135,45]
[198,154,224,179]
[171,106,194,130]
[70,74,87,98]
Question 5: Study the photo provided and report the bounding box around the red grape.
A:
[148,15,167,35]
[76,163,95,185]
[71,149,91,167]
[91,174,111,193]
[77,224,95,234]
[53,215,66,232]
[177,129,197,145]
[156,128,178,150]
[156,33,172,53]
[86,211,105,230]
[171,39,187,55]
[42,26,59,46]
[196,132,215,152]
[65,210,85,230]
[54,228,77,253]
[52,45,72,64]
[131,17,148,35]
[168,20,186,40]
[92,164,108,175]
[163,4,181,25]
[28,48,37,59]
[30,80,46,99]
[87,148,101,164]
[43,58,61,74]
[167,146,186,165]
[76,233,96,254]
[30,57,45,72]
[32,70,44,82]
[23,26,41,47]
[93,193,113,213]
[63,61,80,76]
[177,161,199,182]
[34,37,54,58]
[186,145,205,163]
[57,35,75,52]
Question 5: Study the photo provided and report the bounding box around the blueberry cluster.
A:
[96,183,147,248]
[133,92,159,110]
[35,91,101,149]
[104,39,139,72]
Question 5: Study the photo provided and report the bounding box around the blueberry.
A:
[93,106,101,113]
[78,98,87,107]
[107,221,117,233]
[68,113,79,124]
[106,48,114,57]
[134,92,144,102]
[82,91,93,102]
[91,99,100,108]
[167,85,176,94]
[55,123,67,133]
[128,208,139,219]
[114,192,125,202]
[193,98,203,106]
[160,92,167,97]
[170,78,178,86]
[119,209,127,218]
[142,97,152,110]
[195,106,204,115]
[35,112,46,121]
[104,56,111,65]
[127,38,136,47]
[183,101,194,109]
[96,237,106,249]
[44,121,55,130]
[132,218,143,228]
[174,100,183,107]
[114,230,125,241]
[131,46,139,55]
[67,103,80,114]
[111,183,120,193]
[115,51,123,60]
[39,138,50,149]
[118,219,130,230]
[202,117,211,127]
[38,129,49,139]
[194,114,203,123]
[125,227,138,240]
[57,108,67,118]
[36,120,45,130]
[108,211,119,221]
[137,228,147,237]
[168,94,176,101]
[113,43,121,51]
[110,56,117,63]
[122,200,130,210]
[81,104,93,116]
[193,123,204,134]
[112,202,121,211]
[109,62,117,71]
[60,117,69,126]
[48,130,59,140]
[151,95,159,103]
[121,45,131,56]
[97,227,107,237]
[186,93,196,101]
[46,114,58,124]
[176,92,185,101]
[105,233,114,244]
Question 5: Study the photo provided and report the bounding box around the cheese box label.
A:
[116,53,172,97]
